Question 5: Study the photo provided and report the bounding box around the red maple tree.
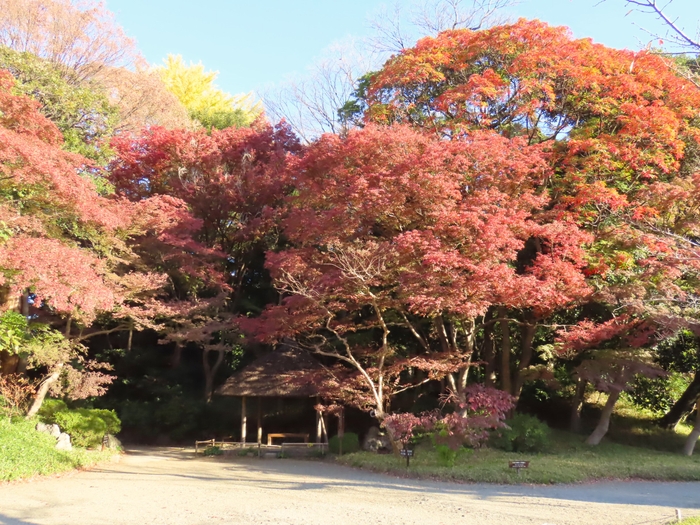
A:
[243,123,591,420]
[356,19,700,434]
[0,69,217,412]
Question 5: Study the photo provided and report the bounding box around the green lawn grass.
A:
[603,394,695,453]
[678,518,700,525]
[0,417,113,482]
[337,429,700,484]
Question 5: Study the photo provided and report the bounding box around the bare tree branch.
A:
[413,0,518,34]
[261,37,377,142]
[619,0,700,52]
[367,2,413,54]
[263,0,519,141]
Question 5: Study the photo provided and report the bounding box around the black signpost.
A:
[400,447,414,467]
[508,460,530,475]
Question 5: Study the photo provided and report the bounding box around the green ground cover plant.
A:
[337,429,700,484]
[0,418,113,482]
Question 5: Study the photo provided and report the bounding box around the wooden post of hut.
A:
[241,396,247,444]
[320,412,329,444]
[257,397,262,457]
[315,396,322,444]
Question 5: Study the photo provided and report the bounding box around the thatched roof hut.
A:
[215,346,323,398]
[215,347,332,445]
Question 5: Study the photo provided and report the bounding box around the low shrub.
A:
[38,399,68,421]
[329,432,360,455]
[491,414,551,453]
[628,373,690,414]
[52,408,121,448]
[0,375,35,418]
[203,446,223,456]
[434,444,473,467]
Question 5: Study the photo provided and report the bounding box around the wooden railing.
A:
[194,438,327,456]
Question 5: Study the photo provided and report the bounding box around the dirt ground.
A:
[0,447,698,525]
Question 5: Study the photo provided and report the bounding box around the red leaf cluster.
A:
[253,123,591,341]
[383,385,514,450]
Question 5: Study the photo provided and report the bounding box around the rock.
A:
[36,422,61,438]
[362,426,391,452]
[55,432,72,451]
[102,434,122,451]
[37,422,72,451]
[363,426,380,448]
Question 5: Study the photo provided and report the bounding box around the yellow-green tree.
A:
[157,55,262,130]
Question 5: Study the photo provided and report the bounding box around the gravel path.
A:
[1,447,699,525]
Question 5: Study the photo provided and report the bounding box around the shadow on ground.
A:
[112,447,700,511]
[0,514,36,525]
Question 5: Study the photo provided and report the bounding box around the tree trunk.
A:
[338,408,345,456]
[683,402,700,456]
[459,319,476,392]
[434,316,452,353]
[512,319,536,404]
[19,291,29,316]
[26,363,64,418]
[586,390,620,445]
[171,342,182,369]
[659,370,700,430]
[379,414,403,456]
[203,348,225,402]
[482,312,496,388]
[498,307,512,395]
[570,378,587,433]
[16,356,28,374]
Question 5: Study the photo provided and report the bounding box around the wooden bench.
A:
[267,433,309,446]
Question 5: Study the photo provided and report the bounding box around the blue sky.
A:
[105,0,700,97]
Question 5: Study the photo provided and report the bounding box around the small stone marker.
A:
[508,460,529,475]
[400,447,414,467]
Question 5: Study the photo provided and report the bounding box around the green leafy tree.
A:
[0,46,118,164]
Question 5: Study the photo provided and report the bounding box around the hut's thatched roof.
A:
[215,346,323,398]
